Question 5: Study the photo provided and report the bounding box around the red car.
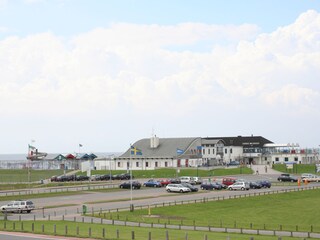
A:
[159,179,171,186]
[222,177,237,186]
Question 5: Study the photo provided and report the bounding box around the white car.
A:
[166,184,191,193]
[0,200,35,213]
[303,174,320,182]
[227,182,250,191]
[179,176,196,185]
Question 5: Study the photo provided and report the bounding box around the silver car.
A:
[166,184,191,193]
[227,182,250,191]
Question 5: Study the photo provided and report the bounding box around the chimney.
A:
[150,135,160,149]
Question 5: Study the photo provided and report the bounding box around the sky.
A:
[0,0,320,154]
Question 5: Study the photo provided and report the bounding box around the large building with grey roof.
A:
[91,135,319,171]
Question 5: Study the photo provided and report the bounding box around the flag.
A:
[79,144,83,147]
[176,148,184,155]
[28,144,36,150]
[130,146,142,155]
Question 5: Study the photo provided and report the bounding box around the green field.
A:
[99,188,320,233]
[0,169,67,183]
[272,164,318,174]
[1,189,319,239]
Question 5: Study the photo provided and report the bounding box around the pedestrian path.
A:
[250,164,282,175]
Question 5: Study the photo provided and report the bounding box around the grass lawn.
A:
[99,188,320,233]
[0,220,306,240]
[272,164,318,174]
[0,169,67,183]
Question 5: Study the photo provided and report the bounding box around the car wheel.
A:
[120,185,123,188]
[291,179,294,182]
[201,187,204,190]
[241,187,245,190]
[167,189,171,192]
[132,186,135,189]
[27,210,31,213]
[180,189,183,193]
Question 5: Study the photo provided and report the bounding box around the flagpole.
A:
[130,144,133,212]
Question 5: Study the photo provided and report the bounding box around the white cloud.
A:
[0,10,319,119]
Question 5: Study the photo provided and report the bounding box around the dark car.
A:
[76,175,90,181]
[119,181,141,189]
[227,161,240,166]
[114,173,133,180]
[143,179,162,187]
[277,173,298,182]
[168,178,181,184]
[257,180,271,188]
[200,182,222,190]
[181,183,198,192]
[100,174,114,181]
[249,181,262,189]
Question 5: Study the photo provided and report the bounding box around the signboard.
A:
[316,164,320,173]
[286,164,293,169]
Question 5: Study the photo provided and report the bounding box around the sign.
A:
[286,164,293,169]
[316,164,320,173]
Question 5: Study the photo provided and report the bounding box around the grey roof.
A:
[119,137,201,158]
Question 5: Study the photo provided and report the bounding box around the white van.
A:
[179,176,196,185]
[0,200,35,213]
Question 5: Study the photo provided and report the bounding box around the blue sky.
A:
[1,0,319,37]
[0,0,320,153]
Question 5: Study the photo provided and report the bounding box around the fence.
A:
[0,220,317,240]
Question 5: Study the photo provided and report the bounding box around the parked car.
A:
[113,173,132,180]
[181,183,198,192]
[192,176,202,184]
[168,178,181,184]
[303,174,320,182]
[119,181,141,189]
[249,181,262,189]
[227,161,240,166]
[179,176,196,185]
[100,174,114,181]
[166,184,191,193]
[227,182,250,191]
[200,182,223,190]
[277,174,298,182]
[143,179,162,187]
[159,179,171,186]
[222,177,237,186]
[76,175,90,181]
[301,173,314,179]
[257,180,272,188]
[1,200,35,213]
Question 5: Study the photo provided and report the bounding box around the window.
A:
[117,162,121,167]
[230,148,233,154]
[208,149,210,154]
[275,157,279,162]
[294,157,298,161]
[203,149,205,154]
[165,162,168,167]
[212,149,215,154]
[284,157,289,162]
[146,162,149,167]
[155,162,158,167]
[136,162,139,167]
[225,149,227,154]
